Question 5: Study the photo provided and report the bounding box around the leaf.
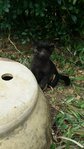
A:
[76,130,84,135]
[57,0,62,5]
[73,0,77,5]
[4,7,9,12]
[71,76,84,81]
[50,143,56,149]
[71,15,77,23]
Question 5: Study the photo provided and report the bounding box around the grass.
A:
[0,36,84,149]
[49,85,84,149]
[46,48,84,149]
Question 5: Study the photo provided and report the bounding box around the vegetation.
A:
[0,0,84,65]
[0,1,84,38]
[0,0,84,148]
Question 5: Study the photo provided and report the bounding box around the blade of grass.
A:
[58,136,84,148]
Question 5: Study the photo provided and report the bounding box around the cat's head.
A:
[32,41,54,59]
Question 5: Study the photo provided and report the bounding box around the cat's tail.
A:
[49,73,70,87]
[59,74,70,86]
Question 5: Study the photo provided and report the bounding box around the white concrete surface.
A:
[0,58,51,149]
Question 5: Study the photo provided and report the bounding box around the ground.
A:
[0,36,84,149]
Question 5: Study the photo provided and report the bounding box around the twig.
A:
[8,34,22,53]
[58,136,84,148]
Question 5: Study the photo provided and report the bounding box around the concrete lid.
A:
[0,58,38,135]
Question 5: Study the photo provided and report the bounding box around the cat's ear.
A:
[49,43,54,53]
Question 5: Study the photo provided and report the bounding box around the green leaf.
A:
[57,0,62,5]
[4,7,9,12]
[71,15,77,23]
[73,0,77,5]
[73,76,84,81]
[50,143,56,149]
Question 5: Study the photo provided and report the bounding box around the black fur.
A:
[31,41,70,89]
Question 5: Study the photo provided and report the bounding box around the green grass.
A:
[49,84,84,149]
[50,92,84,148]
[48,49,84,149]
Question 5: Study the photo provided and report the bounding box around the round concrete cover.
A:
[0,59,38,135]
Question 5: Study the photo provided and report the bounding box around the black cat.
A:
[31,41,70,90]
